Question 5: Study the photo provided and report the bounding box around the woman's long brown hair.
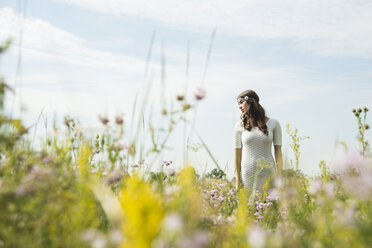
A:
[237,90,268,135]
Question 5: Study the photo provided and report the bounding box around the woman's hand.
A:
[234,148,242,190]
[235,179,243,190]
[274,145,283,175]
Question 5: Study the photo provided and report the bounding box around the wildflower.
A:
[274,177,284,189]
[280,209,288,219]
[163,160,173,166]
[16,165,55,196]
[98,115,109,125]
[178,232,209,248]
[308,180,322,195]
[247,226,266,248]
[42,155,55,164]
[218,195,225,202]
[163,212,183,232]
[332,149,366,172]
[104,170,124,185]
[114,143,128,151]
[108,230,123,245]
[82,230,107,248]
[182,103,191,111]
[115,116,124,125]
[63,116,73,128]
[176,95,184,101]
[131,159,145,168]
[119,174,165,247]
[343,166,372,199]
[323,182,335,197]
[266,189,279,201]
[194,87,206,100]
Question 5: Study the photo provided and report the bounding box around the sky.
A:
[0,0,371,177]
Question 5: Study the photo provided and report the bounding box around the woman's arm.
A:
[274,145,283,175]
[235,148,242,189]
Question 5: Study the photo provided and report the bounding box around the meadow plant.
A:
[286,124,310,171]
[352,107,370,155]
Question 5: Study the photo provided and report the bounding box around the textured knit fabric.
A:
[234,118,282,192]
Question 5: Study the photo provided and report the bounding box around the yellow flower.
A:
[119,173,164,248]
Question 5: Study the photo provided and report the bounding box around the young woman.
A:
[234,90,282,191]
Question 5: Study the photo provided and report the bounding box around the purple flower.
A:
[163,160,173,166]
[104,170,124,185]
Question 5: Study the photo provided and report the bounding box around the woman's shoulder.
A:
[267,117,280,126]
[234,120,244,131]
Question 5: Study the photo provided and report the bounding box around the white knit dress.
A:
[234,118,282,192]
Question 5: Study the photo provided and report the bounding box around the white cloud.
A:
[55,0,372,58]
[1,5,323,121]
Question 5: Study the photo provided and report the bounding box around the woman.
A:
[234,90,282,191]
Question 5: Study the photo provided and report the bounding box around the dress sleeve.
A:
[273,119,282,146]
[234,122,242,148]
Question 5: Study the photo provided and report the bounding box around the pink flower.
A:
[98,115,109,125]
[194,87,206,101]
[115,116,124,125]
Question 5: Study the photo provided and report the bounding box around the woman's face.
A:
[237,97,248,113]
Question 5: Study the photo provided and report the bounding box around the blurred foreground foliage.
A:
[1,41,372,248]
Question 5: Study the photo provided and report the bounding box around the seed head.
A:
[358,108,362,113]
[176,95,184,101]
[161,108,167,115]
[352,109,356,113]
[363,107,369,113]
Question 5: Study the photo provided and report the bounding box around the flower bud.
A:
[115,116,123,125]
[98,115,109,125]
[182,103,191,111]
[358,108,362,113]
[363,107,369,113]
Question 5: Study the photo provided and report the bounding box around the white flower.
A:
[247,226,266,248]
[308,180,322,195]
[274,177,284,189]
[163,212,183,232]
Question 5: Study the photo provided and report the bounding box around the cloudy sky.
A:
[1,0,371,177]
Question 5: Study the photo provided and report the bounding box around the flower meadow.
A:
[1,42,372,248]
